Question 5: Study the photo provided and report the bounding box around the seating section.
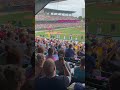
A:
[35,22,80,30]
[35,15,78,21]
[35,14,80,30]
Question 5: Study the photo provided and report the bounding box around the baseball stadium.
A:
[0,0,120,90]
[35,0,85,42]
[35,0,85,90]
[35,8,85,42]
[0,0,85,90]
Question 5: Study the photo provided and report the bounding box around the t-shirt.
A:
[35,76,70,90]
[46,55,56,61]
[85,54,96,76]
[65,48,75,58]
[74,67,85,83]
[53,54,59,61]
[97,47,103,56]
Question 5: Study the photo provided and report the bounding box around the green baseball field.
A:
[35,27,85,42]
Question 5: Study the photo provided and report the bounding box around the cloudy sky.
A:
[45,0,85,17]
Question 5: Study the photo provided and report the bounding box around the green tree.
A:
[78,16,83,20]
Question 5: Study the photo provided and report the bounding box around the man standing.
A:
[58,34,60,39]
[56,34,58,39]
[64,34,66,40]
[75,35,78,41]
[65,44,75,58]
[70,34,72,41]
[81,35,83,40]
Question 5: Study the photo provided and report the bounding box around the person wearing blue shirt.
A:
[85,44,96,77]
[74,57,85,83]
[65,44,75,58]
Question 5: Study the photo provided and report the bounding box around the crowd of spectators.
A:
[35,36,85,90]
[0,21,35,90]
[85,33,120,89]
[0,20,85,90]
[35,14,80,30]
[35,33,120,90]
[35,22,80,30]
[0,19,120,90]
[35,15,78,21]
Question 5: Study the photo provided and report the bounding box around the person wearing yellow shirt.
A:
[48,32,50,39]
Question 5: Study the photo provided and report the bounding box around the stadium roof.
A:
[35,0,66,14]
[44,8,75,14]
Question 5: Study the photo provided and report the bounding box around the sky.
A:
[45,0,85,17]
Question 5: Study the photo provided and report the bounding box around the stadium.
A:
[0,0,85,90]
[0,0,120,90]
[35,8,85,42]
[35,0,85,90]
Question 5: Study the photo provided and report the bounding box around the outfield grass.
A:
[35,27,85,42]
[0,11,34,26]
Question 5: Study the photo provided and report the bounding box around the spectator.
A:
[6,47,22,66]
[31,52,35,70]
[65,44,75,58]
[0,67,7,90]
[85,44,96,77]
[74,57,85,82]
[4,65,25,90]
[53,50,59,61]
[109,72,120,90]
[46,48,56,61]
[35,58,71,90]
[37,46,45,54]
[25,42,33,59]
[55,49,71,75]
[35,53,45,78]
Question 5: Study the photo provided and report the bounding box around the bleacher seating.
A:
[35,15,78,21]
[35,14,80,30]
[35,22,80,30]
